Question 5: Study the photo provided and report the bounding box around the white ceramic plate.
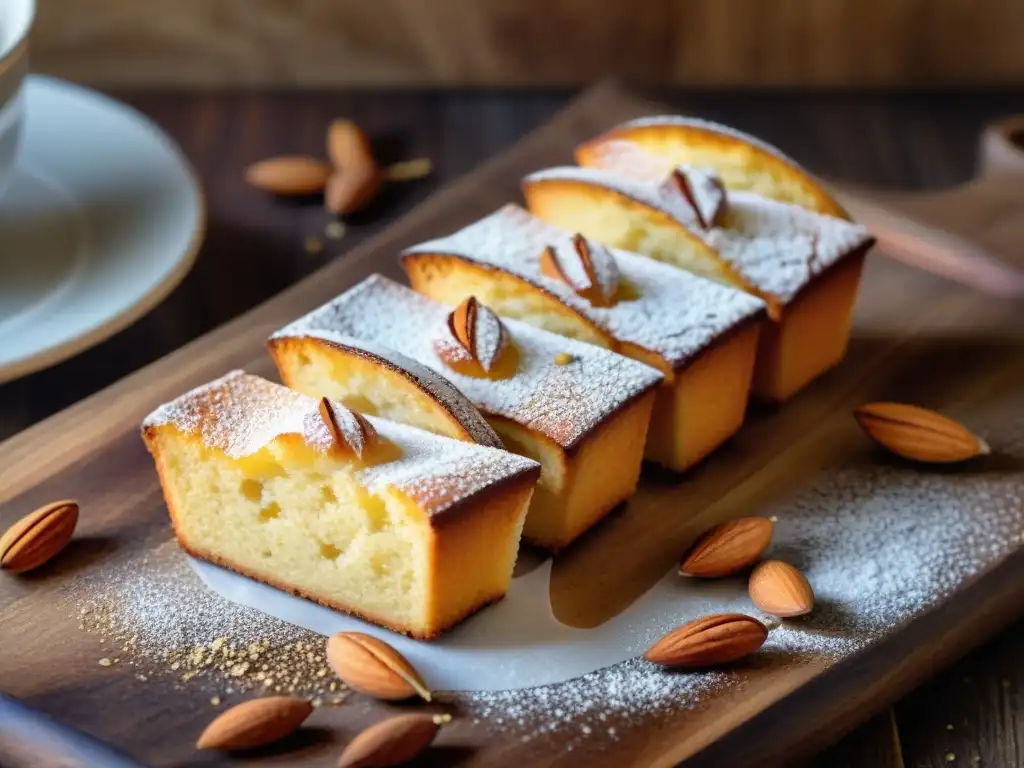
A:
[0,76,204,383]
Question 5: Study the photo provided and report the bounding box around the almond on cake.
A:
[400,205,766,473]
[142,371,540,639]
[522,147,874,403]
[270,275,663,550]
[267,336,504,449]
[577,114,848,218]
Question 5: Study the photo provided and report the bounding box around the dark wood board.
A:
[1,82,1023,767]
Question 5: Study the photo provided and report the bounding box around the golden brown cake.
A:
[269,336,503,449]
[270,275,663,550]
[142,371,540,639]
[400,205,766,473]
[522,147,874,402]
[577,115,848,217]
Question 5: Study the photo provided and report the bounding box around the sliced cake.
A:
[270,275,663,550]
[577,115,848,218]
[267,337,504,449]
[522,147,874,402]
[400,205,766,473]
[142,371,540,639]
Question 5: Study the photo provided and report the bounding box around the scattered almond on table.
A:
[644,613,768,668]
[244,118,432,220]
[337,713,443,768]
[196,695,314,751]
[326,631,432,702]
[853,402,989,463]
[244,156,332,196]
[0,499,79,573]
[679,517,774,578]
[748,560,815,618]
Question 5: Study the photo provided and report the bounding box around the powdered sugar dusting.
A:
[709,192,871,304]
[461,417,1024,747]
[321,400,373,458]
[275,276,663,449]
[405,206,765,370]
[530,159,873,304]
[471,302,507,372]
[143,370,337,458]
[144,371,538,517]
[583,239,620,303]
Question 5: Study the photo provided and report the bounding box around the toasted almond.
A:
[748,560,814,618]
[680,517,774,578]
[659,167,727,229]
[540,234,619,307]
[383,158,433,182]
[337,713,440,768]
[644,613,767,668]
[326,632,431,702]
[245,156,331,196]
[326,119,377,173]
[196,696,313,751]
[319,398,378,460]
[325,165,382,215]
[854,402,989,463]
[443,297,509,374]
[0,500,79,573]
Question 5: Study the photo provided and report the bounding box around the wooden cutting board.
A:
[1,81,1023,768]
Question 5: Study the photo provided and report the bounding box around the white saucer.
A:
[0,76,204,383]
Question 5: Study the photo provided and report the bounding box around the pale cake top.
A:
[143,371,539,520]
[403,205,765,368]
[273,275,664,451]
[524,163,873,305]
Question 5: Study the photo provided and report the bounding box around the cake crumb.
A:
[209,696,221,706]
[98,658,112,667]
[432,713,453,725]
[946,723,954,731]
[946,753,956,762]
[325,221,347,240]
[383,158,432,182]
[304,236,324,254]
[554,352,574,366]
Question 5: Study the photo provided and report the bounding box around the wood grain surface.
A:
[29,0,1024,88]
[1,84,1023,767]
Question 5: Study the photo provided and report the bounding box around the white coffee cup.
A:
[0,0,34,198]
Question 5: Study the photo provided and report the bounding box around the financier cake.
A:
[142,371,540,639]
[400,205,766,473]
[270,275,663,550]
[522,143,875,402]
[577,114,848,217]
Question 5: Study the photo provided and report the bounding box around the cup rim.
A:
[0,0,36,63]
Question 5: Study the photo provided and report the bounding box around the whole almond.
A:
[680,517,774,578]
[0,500,78,573]
[327,119,377,173]
[327,632,431,701]
[337,713,440,768]
[644,613,767,668]
[854,402,989,463]
[749,560,814,618]
[245,156,332,196]
[325,165,382,215]
[196,696,313,750]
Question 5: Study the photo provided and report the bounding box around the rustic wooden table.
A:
[0,88,1021,768]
